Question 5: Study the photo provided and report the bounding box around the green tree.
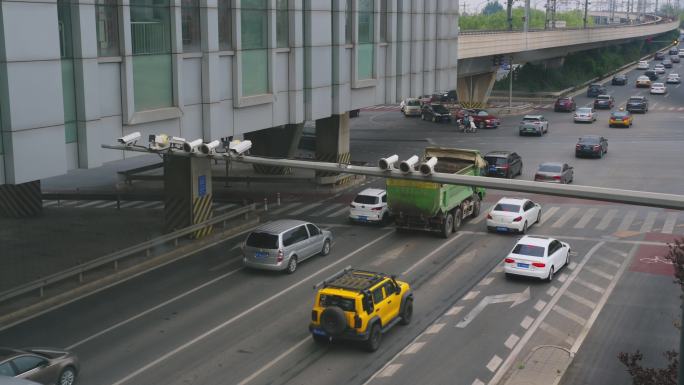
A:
[482,1,504,15]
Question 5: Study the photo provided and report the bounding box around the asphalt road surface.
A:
[2,52,682,385]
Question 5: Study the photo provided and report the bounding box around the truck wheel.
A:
[471,199,481,218]
[441,213,454,238]
[453,208,462,231]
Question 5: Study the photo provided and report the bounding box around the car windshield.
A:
[246,232,278,249]
[319,294,356,312]
[354,195,378,204]
[538,164,562,172]
[512,244,545,258]
[580,137,600,144]
[628,98,643,102]
[522,117,540,122]
[485,157,508,166]
[493,203,521,213]
[432,105,449,114]
[407,100,420,106]
[597,96,610,100]
[577,108,592,114]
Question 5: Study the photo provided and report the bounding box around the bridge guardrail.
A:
[0,203,257,306]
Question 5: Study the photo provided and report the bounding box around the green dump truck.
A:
[387,148,486,238]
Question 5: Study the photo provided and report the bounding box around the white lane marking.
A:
[137,201,163,209]
[597,256,621,268]
[119,200,145,208]
[110,230,396,385]
[315,203,346,216]
[403,342,426,354]
[472,380,485,385]
[431,250,479,285]
[616,210,637,232]
[570,244,637,354]
[401,233,465,276]
[457,230,671,246]
[425,323,446,334]
[480,277,494,286]
[269,202,303,215]
[661,212,678,234]
[446,306,464,316]
[463,291,480,301]
[539,321,576,346]
[534,300,547,312]
[494,264,504,273]
[552,304,587,326]
[639,211,658,233]
[237,336,310,385]
[520,316,534,330]
[564,290,597,309]
[376,364,403,378]
[42,200,58,207]
[574,208,598,229]
[539,206,560,225]
[584,265,615,280]
[488,241,605,385]
[486,355,503,372]
[504,334,520,349]
[96,201,119,208]
[574,277,606,294]
[546,286,559,296]
[470,204,493,224]
[557,273,568,283]
[603,245,628,258]
[327,205,351,218]
[288,202,324,216]
[551,207,580,228]
[568,261,578,270]
[75,200,108,208]
[595,209,618,230]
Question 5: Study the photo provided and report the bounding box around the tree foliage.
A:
[482,1,504,16]
[460,8,591,30]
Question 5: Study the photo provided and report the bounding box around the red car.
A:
[554,96,576,112]
[456,109,500,129]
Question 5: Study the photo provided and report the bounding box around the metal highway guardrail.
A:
[0,203,256,306]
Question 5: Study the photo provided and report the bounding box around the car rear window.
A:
[628,98,643,102]
[579,137,600,144]
[485,157,508,166]
[433,105,449,114]
[512,244,545,257]
[612,112,628,117]
[577,108,592,113]
[354,195,379,205]
[407,100,420,106]
[522,117,540,122]
[493,203,521,212]
[319,294,356,312]
[246,232,279,249]
[538,164,561,172]
[597,95,610,100]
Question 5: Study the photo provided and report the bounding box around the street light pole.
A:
[583,0,590,27]
[508,56,514,112]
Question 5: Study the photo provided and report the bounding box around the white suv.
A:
[349,188,390,224]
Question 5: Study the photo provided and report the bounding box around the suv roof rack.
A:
[313,266,390,292]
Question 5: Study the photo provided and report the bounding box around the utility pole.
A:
[552,0,557,27]
[462,2,467,16]
[583,0,590,27]
[524,0,531,32]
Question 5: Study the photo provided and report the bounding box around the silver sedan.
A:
[573,107,597,123]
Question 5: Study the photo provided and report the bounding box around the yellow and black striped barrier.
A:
[192,194,214,239]
[0,180,42,218]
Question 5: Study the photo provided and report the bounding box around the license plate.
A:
[517,263,530,268]
[312,329,326,336]
[496,226,508,232]
[255,251,267,258]
[358,216,367,221]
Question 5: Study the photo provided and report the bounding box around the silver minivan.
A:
[242,219,332,274]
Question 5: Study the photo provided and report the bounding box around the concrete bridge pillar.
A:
[0,181,42,218]
[163,156,213,238]
[243,124,303,175]
[457,72,498,107]
[314,114,351,183]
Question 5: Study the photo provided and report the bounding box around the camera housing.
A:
[182,138,203,153]
[399,155,419,174]
[378,154,399,170]
[229,140,252,155]
[419,157,438,176]
[117,132,141,146]
[199,140,221,155]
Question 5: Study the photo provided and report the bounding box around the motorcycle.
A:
[456,118,477,133]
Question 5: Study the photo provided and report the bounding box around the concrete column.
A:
[201,0,222,140]
[0,180,42,218]
[314,114,350,182]
[164,156,214,238]
[456,72,498,107]
[243,124,303,175]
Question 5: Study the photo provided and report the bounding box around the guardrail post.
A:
[263,197,268,211]
[174,238,179,246]
[277,192,281,206]
[117,194,121,209]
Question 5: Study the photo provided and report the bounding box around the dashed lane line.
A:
[470,204,493,224]
[327,205,351,218]
[119,200,146,209]
[463,291,480,301]
[376,364,403,378]
[315,203,346,216]
[42,200,59,207]
[602,245,628,258]
[288,202,324,216]
[403,342,426,354]
[557,273,568,283]
[401,233,465,276]
[446,306,464,316]
[595,209,618,231]
[520,316,534,330]
[472,379,485,385]
[75,200,108,208]
[564,290,597,310]
[504,334,520,350]
[425,323,446,334]
[236,337,310,385]
[486,355,503,372]
[269,202,303,215]
[534,300,547,312]
[546,286,559,296]
[583,265,615,280]
[95,201,119,208]
[552,304,587,326]
[480,277,494,286]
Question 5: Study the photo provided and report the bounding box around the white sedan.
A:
[486,198,542,234]
[504,235,571,281]
[666,73,681,84]
[573,107,597,123]
[650,82,667,94]
[636,60,649,70]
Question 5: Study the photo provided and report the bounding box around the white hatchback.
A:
[349,188,390,224]
[486,198,542,234]
[637,60,649,70]
[504,235,571,281]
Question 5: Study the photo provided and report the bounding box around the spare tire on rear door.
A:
[320,306,347,336]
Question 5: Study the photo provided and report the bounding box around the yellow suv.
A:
[309,267,413,352]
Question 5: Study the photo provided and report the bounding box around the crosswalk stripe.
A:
[288,202,324,216]
[96,201,118,208]
[75,200,109,208]
[315,203,346,216]
[539,206,559,225]
[573,208,598,229]
[551,207,579,228]
[639,211,658,233]
[575,277,605,293]
[596,208,618,230]
[136,201,163,209]
[42,200,58,207]
[327,205,350,218]
[616,210,637,232]
[661,212,678,234]
[597,256,622,268]
[564,290,597,309]
[119,200,145,208]
[470,203,493,224]
[270,202,303,215]
[584,266,614,280]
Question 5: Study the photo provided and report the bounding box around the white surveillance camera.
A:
[229,140,252,155]
[399,155,419,174]
[182,138,203,153]
[419,157,438,176]
[148,134,170,150]
[169,136,186,149]
[378,154,399,170]
[117,132,141,146]
[199,140,221,155]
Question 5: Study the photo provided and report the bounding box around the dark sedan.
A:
[586,83,607,97]
[644,70,658,81]
[626,96,648,113]
[421,104,452,122]
[593,94,614,109]
[611,74,628,85]
[662,59,673,68]
[554,96,576,112]
[484,151,523,178]
[575,135,608,158]
[655,51,666,60]
[0,347,79,385]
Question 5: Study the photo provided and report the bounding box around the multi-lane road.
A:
[2,52,683,385]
